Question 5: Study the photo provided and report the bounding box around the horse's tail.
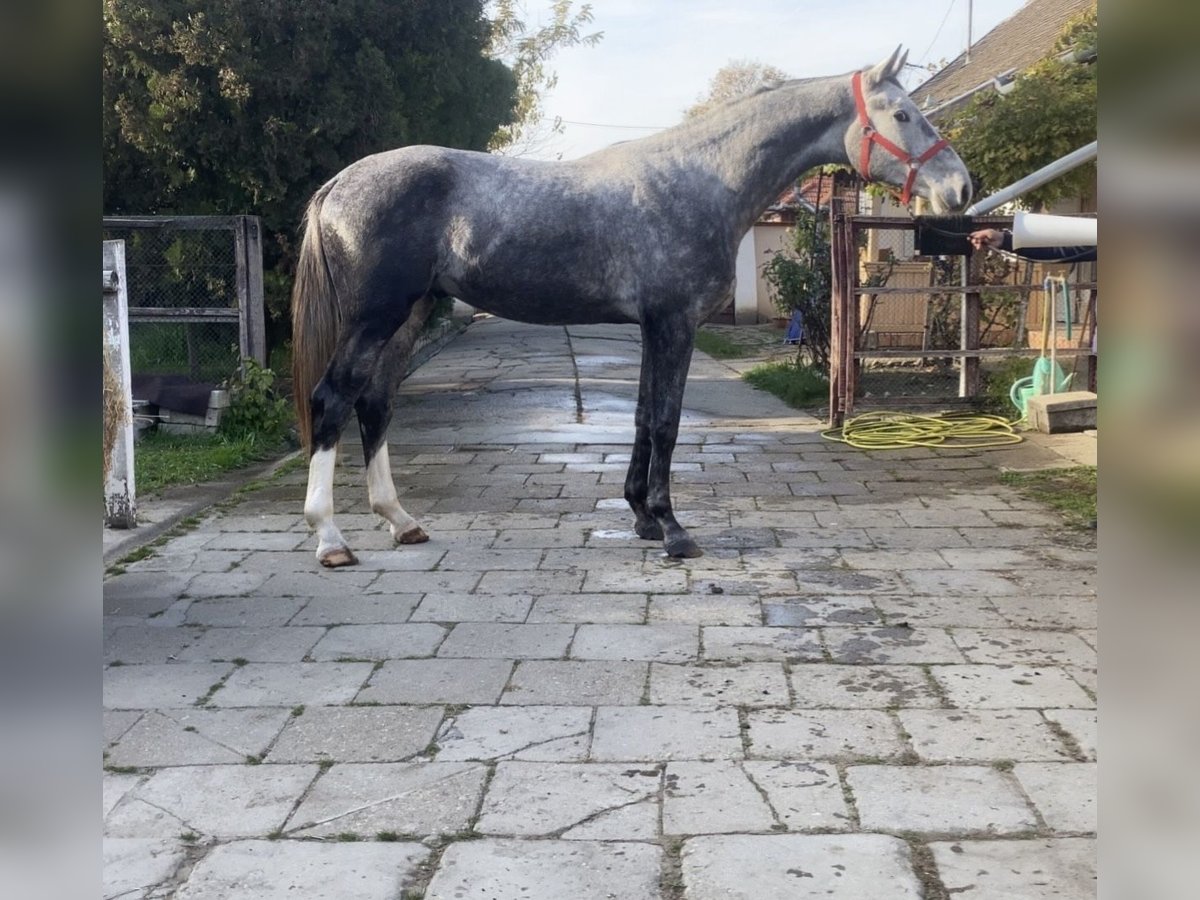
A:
[291,180,340,455]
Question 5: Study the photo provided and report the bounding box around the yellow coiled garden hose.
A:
[821,410,1024,450]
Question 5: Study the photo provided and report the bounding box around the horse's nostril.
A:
[959,183,971,208]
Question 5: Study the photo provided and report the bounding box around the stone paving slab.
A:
[105,763,317,838]
[788,663,942,708]
[287,761,488,837]
[358,658,514,705]
[591,706,744,761]
[681,833,923,899]
[898,709,1076,762]
[103,837,186,900]
[929,837,1096,899]
[501,659,647,705]
[746,709,905,760]
[266,704,443,763]
[104,662,233,709]
[106,707,290,768]
[103,317,1097,899]
[477,761,660,837]
[649,662,789,707]
[425,839,662,900]
[1014,762,1098,833]
[435,705,592,761]
[928,664,1095,709]
[212,662,375,707]
[175,840,430,899]
[847,765,1037,835]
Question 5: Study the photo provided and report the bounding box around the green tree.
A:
[762,206,832,371]
[486,0,602,155]
[103,0,519,347]
[684,59,790,120]
[940,8,1097,209]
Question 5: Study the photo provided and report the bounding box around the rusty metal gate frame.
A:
[827,197,1098,427]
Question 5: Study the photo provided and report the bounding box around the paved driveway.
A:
[104,317,1096,899]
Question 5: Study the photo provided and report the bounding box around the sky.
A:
[514,0,1029,160]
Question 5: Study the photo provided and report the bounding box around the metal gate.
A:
[828,198,1098,427]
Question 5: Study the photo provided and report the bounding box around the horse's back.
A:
[313,144,733,326]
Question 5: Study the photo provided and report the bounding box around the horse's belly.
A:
[441,275,640,326]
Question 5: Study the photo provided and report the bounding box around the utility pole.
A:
[966,0,973,64]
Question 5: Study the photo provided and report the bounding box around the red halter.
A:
[852,70,949,206]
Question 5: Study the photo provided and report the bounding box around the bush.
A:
[761,207,832,372]
[219,360,293,443]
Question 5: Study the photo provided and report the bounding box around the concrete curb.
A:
[102,449,303,567]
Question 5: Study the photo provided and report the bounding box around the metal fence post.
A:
[829,198,845,427]
[959,252,983,398]
[103,240,137,528]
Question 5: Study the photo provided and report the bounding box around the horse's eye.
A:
[894,110,910,123]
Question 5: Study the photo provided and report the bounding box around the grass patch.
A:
[980,356,1037,418]
[135,430,290,496]
[694,328,752,359]
[742,359,828,409]
[1001,466,1096,529]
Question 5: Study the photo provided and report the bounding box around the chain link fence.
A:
[101,217,266,386]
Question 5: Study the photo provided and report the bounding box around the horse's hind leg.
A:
[357,298,434,545]
[305,305,418,567]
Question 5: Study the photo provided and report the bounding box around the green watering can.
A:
[1011,276,1075,418]
[1010,358,1074,418]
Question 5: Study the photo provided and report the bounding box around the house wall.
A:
[752,223,793,322]
[864,194,916,264]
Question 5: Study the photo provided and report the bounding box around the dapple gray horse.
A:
[292,47,971,567]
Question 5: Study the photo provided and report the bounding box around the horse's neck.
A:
[662,76,854,235]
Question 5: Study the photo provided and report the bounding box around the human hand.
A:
[968,229,1003,251]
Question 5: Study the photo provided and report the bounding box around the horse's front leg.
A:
[624,348,662,541]
[641,316,702,559]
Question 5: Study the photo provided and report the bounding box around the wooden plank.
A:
[849,215,1013,229]
[103,241,137,529]
[128,307,240,322]
[853,347,1095,359]
[242,216,268,366]
[234,217,251,366]
[854,282,1098,295]
[102,215,239,231]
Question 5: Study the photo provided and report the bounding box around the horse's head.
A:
[845,47,972,213]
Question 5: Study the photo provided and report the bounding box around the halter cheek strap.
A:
[852,70,950,206]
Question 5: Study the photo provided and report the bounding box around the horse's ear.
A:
[864,46,906,88]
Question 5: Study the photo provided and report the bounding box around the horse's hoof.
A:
[664,537,703,559]
[635,520,664,541]
[318,547,359,568]
[398,526,430,545]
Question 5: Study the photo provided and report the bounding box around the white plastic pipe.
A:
[965,141,1098,215]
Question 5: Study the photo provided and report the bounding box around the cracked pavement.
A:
[103,317,1096,898]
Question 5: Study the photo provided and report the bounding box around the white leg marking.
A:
[366,445,425,543]
[304,447,352,564]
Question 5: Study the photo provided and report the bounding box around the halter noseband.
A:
[852,70,949,206]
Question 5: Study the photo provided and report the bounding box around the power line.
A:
[917,0,958,66]
[558,118,669,130]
